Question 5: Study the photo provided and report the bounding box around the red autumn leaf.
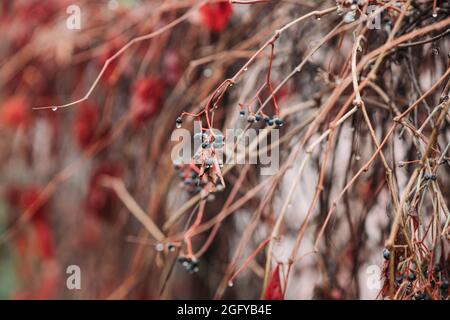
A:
[98,39,125,85]
[0,96,31,129]
[6,185,54,260]
[73,101,99,149]
[86,163,123,222]
[264,264,284,300]
[6,186,46,222]
[83,163,123,247]
[199,2,233,33]
[130,77,165,126]
[33,219,54,260]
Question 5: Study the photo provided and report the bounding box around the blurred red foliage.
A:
[6,186,54,260]
[15,0,59,25]
[86,163,123,222]
[130,77,165,126]
[73,102,99,149]
[33,219,55,260]
[200,2,233,32]
[7,186,46,222]
[5,0,65,48]
[0,96,31,130]
[264,264,284,300]
[98,39,126,85]
[81,163,123,246]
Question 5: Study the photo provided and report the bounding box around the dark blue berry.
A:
[187,259,199,273]
[175,117,183,128]
[177,256,188,264]
[274,118,284,127]
[383,248,390,260]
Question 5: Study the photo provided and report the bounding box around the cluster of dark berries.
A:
[195,131,225,151]
[394,262,449,298]
[245,114,261,123]
[263,116,284,128]
[193,132,225,176]
[239,109,284,128]
[178,256,199,273]
[174,164,207,194]
[155,242,177,253]
[423,173,437,181]
[433,265,449,296]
